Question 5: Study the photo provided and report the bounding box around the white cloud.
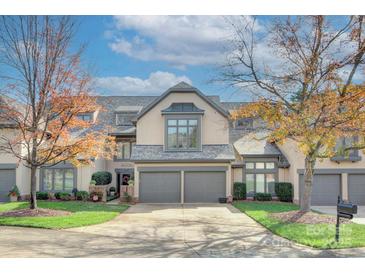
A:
[107,16,254,69]
[94,71,192,95]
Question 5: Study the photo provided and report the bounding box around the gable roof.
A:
[137,82,229,120]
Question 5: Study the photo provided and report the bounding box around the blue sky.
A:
[72,15,352,102]
[74,16,256,101]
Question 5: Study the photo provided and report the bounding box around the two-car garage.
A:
[138,167,227,203]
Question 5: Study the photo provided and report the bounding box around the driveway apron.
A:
[1,203,365,257]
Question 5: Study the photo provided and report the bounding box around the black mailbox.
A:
[338,212,354,219]
[335,196,358,242]
[337,202,358,215]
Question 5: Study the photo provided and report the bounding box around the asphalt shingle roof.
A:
[95,96,157,135]
[131,144,236,162]
[233,130,290,167]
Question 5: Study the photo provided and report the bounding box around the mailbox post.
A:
[336,196,358,242]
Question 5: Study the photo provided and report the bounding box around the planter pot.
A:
[218,197,227,203]
[9,195,18,202]
[110,191,115,196]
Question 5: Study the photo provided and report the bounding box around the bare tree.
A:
[0,16,115,209]
[221,16,365,211]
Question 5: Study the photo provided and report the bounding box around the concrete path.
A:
[1,203,365,258]
[312,206,365,224]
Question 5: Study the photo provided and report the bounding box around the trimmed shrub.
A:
[59,192,71,201]
[55,191,71,200]
[275,182,293,202]
[90,180,97,185]
[254,192,272,201]
[91,171,112,185]
[76,191,89,201]
[109,186,116,192]
[36,191,49,200]
[233,182,246,200]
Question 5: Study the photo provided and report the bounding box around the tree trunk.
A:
[300,155,316,212]
[30,165,37,209]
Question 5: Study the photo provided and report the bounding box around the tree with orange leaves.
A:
[0,16,115,209]
[222,16,365,211]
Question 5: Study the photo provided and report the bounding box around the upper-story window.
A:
[166,118,199,150]
[332,136,361,161]
[77,113,92,122]
[234,117,253,129]
[115,140,135,160]
[115,112,137,126]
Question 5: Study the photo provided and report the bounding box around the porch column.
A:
[226,167,232,197]
[134,168,139,199]
[180,170,184,204]
[341,173,349,201]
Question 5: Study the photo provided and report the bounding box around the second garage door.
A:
[0,169,16,202]
[139,172,181,203]
[348,174,365,205]
[184,171,226,203]
[300,174,341,206]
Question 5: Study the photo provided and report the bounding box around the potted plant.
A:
[90,191,102,202]
[8,185,20,202]
[109,186,116,196]
[123,191,132,203]
[72,188,78,199]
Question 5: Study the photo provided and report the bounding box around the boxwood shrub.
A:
[275,182,293,202]
[91,171,112,185]
[55,191,71,200]
[76,191,89,201]
[233,182,246,200]
[36,191,49,200]
[254,192,272,201]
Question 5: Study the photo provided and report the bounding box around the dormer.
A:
[114,106,143,126]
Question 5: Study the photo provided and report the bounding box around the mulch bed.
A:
[270,210,351,225]
[0,208,71,217]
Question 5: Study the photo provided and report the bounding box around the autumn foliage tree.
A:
[0,16,115,209]
[222,16,365,211]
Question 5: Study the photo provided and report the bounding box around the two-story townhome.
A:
[1,82,365,205]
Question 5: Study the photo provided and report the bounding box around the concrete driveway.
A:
[1,203,365,258]
[312,206,365,224]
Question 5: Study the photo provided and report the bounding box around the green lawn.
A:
[0,201,129,229]
[233,201,365,249]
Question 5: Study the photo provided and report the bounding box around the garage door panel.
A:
[300,174,340,206]
[184,171,226,203]
[348,174,365,205]
[139,172,180,203]
[0,169,16,202]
